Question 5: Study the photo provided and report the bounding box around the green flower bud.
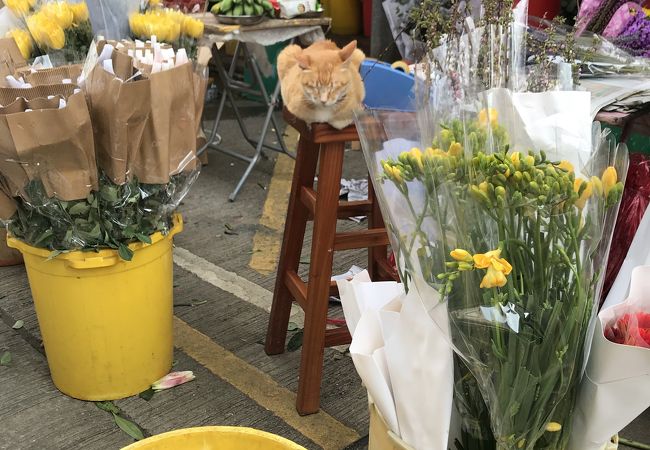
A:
[495,186,506,197]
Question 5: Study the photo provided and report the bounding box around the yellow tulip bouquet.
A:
[4,0,92,63]
[355,1,629,448]
[129,5,205,57]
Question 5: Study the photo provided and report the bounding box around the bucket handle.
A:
[64,255,120,270]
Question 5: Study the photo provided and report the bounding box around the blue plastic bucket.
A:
[361,60,415,112]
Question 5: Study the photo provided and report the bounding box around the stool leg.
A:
[265,135,319,356]
[367,178,388,281]
[297,142,345,415]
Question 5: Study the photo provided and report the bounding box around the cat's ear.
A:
[296,54,311,70]
[338,40,358,62]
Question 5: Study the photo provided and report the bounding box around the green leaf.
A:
[118,244,133,261]
[68,202,90,216]
[95,401,121,414]
[287,322,299,331]
[100,185,119,203]
[113,414,144,441]
[0,351,11,365]
[12,320,24,330]
[287,330,303,352]
[138,387,155,401]
[135,233,152,244]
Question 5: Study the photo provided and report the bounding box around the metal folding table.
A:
[193,14,331,201]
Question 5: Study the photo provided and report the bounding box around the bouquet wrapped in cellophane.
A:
[3,0,93,64]
[0,36,210,260]
[355,0,629,448]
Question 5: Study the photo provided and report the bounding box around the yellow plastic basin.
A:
[7,214,183,401]
[121,426,307,450]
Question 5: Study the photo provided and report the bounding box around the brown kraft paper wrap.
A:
[22,65,83,86]
[134,62,197,184]
[6,91,98,201]
[0,38,27,87]
[0,97,63,196]
[0,84,77,105]
[86,54,151,185]
[0,190,17,221]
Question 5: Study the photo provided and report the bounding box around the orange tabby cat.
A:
[277,40,365,129]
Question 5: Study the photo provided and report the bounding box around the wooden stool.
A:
[265,109,396,415]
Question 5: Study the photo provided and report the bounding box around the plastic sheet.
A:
[355,1,628,447]
[602,153,650,302]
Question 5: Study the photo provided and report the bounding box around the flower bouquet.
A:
[129,4,204,57]
[0,37,209,260]
[353,0,630,448]
[4,0,93,63]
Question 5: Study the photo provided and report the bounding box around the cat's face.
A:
[300,64,351,107]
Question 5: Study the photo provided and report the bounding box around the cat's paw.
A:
[328,119,353,130]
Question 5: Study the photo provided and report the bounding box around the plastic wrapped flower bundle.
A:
[129,6,204,57]
[4,0,92,63]
[0,39,210,260]
[354,0,628,448]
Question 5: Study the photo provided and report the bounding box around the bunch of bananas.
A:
[210,0,273,16]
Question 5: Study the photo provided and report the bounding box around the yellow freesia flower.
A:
[545,422,562,432]
[510,152,521,169]
[409,147,424,172]
[473,249,503,268]
[478,181,489,194]
[70,2,89,23]
[480,265,508,288]
[183,17,204,39]
[40,2,74,29]
[478,108,498,127]
[450,249,473,263]
[448,142,462,157]
[601,166,617,196]
[27,13,65,50]
[590,176,603,196]
[556,160,574,173]
[573,178,593,210]
[8,28,33,60]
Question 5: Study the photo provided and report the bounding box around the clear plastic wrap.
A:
[355,1,629,447]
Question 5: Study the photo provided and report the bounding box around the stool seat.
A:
[265,108,397,415]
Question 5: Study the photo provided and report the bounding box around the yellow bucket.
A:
[7,214,183,401]
[322,0,362,35]
[121,426,307,450]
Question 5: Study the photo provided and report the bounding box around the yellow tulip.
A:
[601,166,618,196]
[183,17,204,39]
[8,28,33,60]
[5,0,31,16]
[545,422,562,432]
[448,142,462,157]
[70,2,90,23]
[450,249,473,263]
[478,108,498,127]
[41,2,74,29]
[556,160,574,173]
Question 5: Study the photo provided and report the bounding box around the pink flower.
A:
[151,371,196,391]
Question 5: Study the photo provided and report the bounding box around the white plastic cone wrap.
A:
[338,271,454,450]
[570,208,650,450]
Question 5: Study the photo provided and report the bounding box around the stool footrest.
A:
[300,187,372,219]
[324,327,351,347]
[334,229,391,251]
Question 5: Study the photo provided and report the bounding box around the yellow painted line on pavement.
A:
[249,126,298,275]
[174,316,360,450]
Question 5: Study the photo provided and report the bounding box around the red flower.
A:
[605,312,650,348]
